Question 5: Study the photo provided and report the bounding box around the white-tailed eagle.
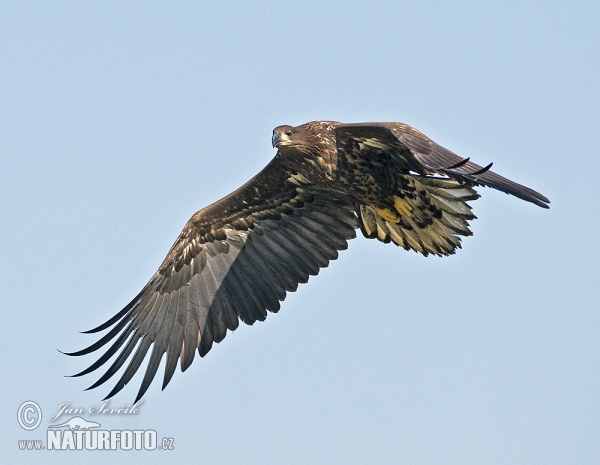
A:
[67,121,550,401]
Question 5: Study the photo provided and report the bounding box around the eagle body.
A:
[68,121,549,401]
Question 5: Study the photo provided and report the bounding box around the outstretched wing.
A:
[66,156,359,402]
[335,123,550,208]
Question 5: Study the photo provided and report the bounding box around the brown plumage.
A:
[66,121,549,401]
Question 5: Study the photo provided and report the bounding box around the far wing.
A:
[66,156,358,402]
[335,122,550,208]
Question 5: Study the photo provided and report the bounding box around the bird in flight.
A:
[67,121,550,401]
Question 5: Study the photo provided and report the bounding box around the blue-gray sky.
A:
[2,1,599,464]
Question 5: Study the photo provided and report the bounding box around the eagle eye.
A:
[285,131,293,137]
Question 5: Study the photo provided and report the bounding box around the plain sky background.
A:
[2,1,599,464]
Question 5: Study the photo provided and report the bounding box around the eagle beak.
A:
[272,131,281,148]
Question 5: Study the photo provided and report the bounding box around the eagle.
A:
[67,121,550,402]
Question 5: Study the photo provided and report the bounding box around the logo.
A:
[17,401,175,452]
[48,416,101,430]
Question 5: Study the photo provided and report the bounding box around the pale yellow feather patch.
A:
[374,207,399,222]
[393,196,413,216]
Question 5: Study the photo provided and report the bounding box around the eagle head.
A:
[272,121,337,152]
[272,125,296,148]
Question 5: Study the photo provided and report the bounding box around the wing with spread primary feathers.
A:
[66,156,359,402]
[335,123,550,208]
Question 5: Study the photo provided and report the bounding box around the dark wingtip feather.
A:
[101,391,117,401]
[101,381,126,401]
[82,305,133,334]
[85,371,117,391]
[134,375,155,403]
[133,391,145,404]
[446,157,470,169]
[469,162,493,176]
[63,346,101,358]
[535,199,550,209]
